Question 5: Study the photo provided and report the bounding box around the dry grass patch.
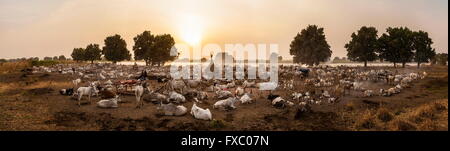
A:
[355,110,377,130]
[390,99,448,131]
[0,61,30,74]
[376,108,394,122]
[390,119,417,131]
[353,100,447,131]
[345,102,355,111]
[23,81,72,90]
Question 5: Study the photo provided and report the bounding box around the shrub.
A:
[377,108,394,122]
[355,110,376,130]
[210,119,226,129]
[391,119,416,131]
[30,60,59,67]
[345,102,355,111]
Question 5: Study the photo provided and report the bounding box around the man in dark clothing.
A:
[299,68,310,77]
[138,70,148,81]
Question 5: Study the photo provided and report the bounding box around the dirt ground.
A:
[0,65,447,131]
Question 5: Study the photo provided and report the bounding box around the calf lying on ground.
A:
[168,91,186,104]
[215,90,233,100]
[235,87,245,96]
[144,92,167,104]
[240,93,253,104]
[156,102,187,116]
[190,103,212,121]
[213,97,239,110]
[364,90,374,97]
[60,88,74,96]
[267,94,293,108]
[97,95,121,108]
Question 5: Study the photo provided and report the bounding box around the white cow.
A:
[157,103,188,116]
[190,103,212,121]
[135,83,150,108]
[213,97,239,110]
[240,93,253,104]
[97,96,121,108]
[76,83,97,106]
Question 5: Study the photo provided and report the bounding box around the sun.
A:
[179,15,203,46]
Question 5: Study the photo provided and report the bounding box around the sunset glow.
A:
[0,0,447,59]
[179,15,203,46]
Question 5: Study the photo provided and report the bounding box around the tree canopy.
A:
[43,57,53,61]
[133,31,176,66]
[345,26,378,67]
[151,34,176,66]
[412,31,436,68]
[434,53,448,66]
[378,27,414,68]
[133,31,155,66]
[103,34,131,63]
[84,44,102,64]
[71,48,85,62]
[58,55,66,60]
[290,25,332,66]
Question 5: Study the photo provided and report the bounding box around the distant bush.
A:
[30,60,59,66]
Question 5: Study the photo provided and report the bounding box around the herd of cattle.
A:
[31,63,428,120]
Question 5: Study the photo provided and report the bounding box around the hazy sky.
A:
[0,0,448,59]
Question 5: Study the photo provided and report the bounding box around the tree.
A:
[44,57,53,61]
[84,44,102,64]
[133,31,155,66]
[151,34,176,66]
[58,55,66,60]
[345,26,379,67]
[434,53,448,66]
[278,56,283,62]
[71,48,85,62]
[378,27,414,68]
[290,25,332,66]
[133,31,176,66]
[412,31,436,68]
[53,56,59,60]
[333,57,340,61]
[103,34,131,64]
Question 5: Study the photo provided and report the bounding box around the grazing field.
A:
[0,62,447,131]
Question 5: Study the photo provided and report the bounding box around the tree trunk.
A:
[417,61,421,68]
[91,60,94,64]
[394,62,397,68]
[364,61,367,67]
[402,62,406,68]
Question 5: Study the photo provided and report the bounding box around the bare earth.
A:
[0,65,447,131]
